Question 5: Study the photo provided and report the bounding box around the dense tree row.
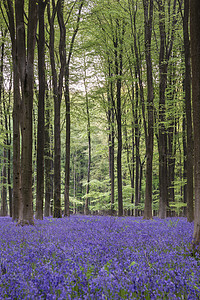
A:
[0,0,199,247]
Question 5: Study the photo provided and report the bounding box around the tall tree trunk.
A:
[134,71,140,217]
[44,87,51,217]
[183,0,194,222]
[114,20,124,217]
[7,77,12,217]
[158,0,168,219]
[108,61,115,215]
[167,64,176,216]
[126,65,135,216]
[110,108,115,214]
[12,63,21,222]
[18,0,37,225]
[48,0,66,218]
[73,153,76,214]
[143,0,154,220]
[84,73,91,215]
[168,123,176,214]
[1,147,7,216]
[157,0,177,219]
[2,92,11,217]
[190,0,200,249]
[36,0,47,220]
[64,0,84,217]
[182,113,187,216]
[5,2,22,221]
[53,99,61,218]
[132,7,147,217]
[130,106,134,216]
[0,28,7,216]
[64,65,70,217]
[5,0,38,225]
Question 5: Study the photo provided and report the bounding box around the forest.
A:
[0,0,200,239]
[0,0,200,237]
[0,0,200,298]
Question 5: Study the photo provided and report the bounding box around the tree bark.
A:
[108,60,115,215]
[157,0,168,219]
[64,64,70,217]
[4,0,38,225]
[183,0,194,222]
[157,0,178,218]
[0,28,8,216]
[134,70,140,217]
[3,0,22,222]
[44,86,51,217]
[190,0,200,249]
[1,147,8,216]
[143,0,154,220]
[36,0,47,220]
[108,97,115,215]
[48,0,66,218]
[7,77,12,217]
[64,0,84,217]
[84,72,91,215]
[114,19,124,217]
[18,0,37,225]
[167,64,176,216]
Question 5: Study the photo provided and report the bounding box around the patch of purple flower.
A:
[0,216,199,299]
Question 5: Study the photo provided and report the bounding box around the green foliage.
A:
[0,0,190,218]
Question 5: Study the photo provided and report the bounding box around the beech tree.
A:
[3,0,37,225]
[35,0,48,220]
[83,55,91,215]
[143,0,154,220]
[182,0,194,222]
[156,0,178,218]
[64,0,84,217]
[47,0,66,218]
[0,27,8,217]
[190,0,200,249]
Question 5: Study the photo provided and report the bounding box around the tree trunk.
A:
[108,61,115,215]
[1,147,8,216]
[114,20,124,217]
[12,67,21,222]
[190,0,200,249]
[64,65,70,217]
[116,76,123,217]
[167,64,176,216]
[64,0,83,217]
[158,0,168,219]
[0,28,7,216]
[53,96,61,218]
[110,109,115,214]
[84,74,91,215]
[73,153,76,214]
[7,78,12,217]
[130,116,134,216]
[48,0,66,218]
[108,106,115,215]
[132,9,147,217]
[16,0,37,225]
[184,0,194,222]
[44,88,51,217]
[182,113,187,216]
[143,0,154,220]
[134,72,140,217]
[36,0,47,220]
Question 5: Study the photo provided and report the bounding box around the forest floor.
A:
[0,215,199,299]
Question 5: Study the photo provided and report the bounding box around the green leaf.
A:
[129,261,137,268]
